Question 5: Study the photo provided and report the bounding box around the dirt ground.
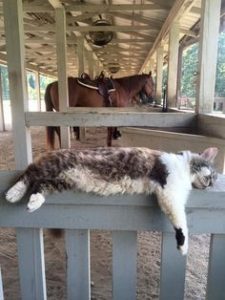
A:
[0,127,210,300]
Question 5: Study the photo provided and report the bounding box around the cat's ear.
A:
[200,147,218,162]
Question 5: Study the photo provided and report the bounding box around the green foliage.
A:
[181,43,198,98]
[215,32,225,97]
[39,74,55,101]
[162,65,168,91]
[181,32,225,98]
[0,65,10,100]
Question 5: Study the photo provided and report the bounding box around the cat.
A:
[5,147,218,255]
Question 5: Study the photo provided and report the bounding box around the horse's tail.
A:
[45,83,57,150]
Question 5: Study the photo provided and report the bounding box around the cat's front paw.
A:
[5,181,27,203]
[27,193,45,212]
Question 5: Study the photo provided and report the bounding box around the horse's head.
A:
[142,72,155,101]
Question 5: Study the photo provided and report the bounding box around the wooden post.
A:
[167,22,180,108]
[196,0,221,114]
[3,1,46,299]
[148,58,155,73]
[77,36,86,141]
[55,7,70,149]
[87,50,94,79]
[92,58,97,78]
[0,67,5,131]
[176,45,183,109]
[0,267,3,300]
[36,71,41,111]
[77,37,84,76]
[3,0,32,167]
[156,46,164,105]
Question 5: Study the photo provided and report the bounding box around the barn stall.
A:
[0,0,225,299]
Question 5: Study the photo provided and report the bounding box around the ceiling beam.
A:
[190,7,201,15]
[21,4,171,13]
[48,0,63,9]
[107,11,163,28]
[13,24,159,33]
[140,0,198,72]
[20,37,153,45]
[0,53,56,77]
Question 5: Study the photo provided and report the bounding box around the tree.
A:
[215,31,225,97]
[181,43,198,98]
[0,65,10,100]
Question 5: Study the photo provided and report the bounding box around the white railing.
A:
[1,171,225,300]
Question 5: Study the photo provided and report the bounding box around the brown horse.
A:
[45,73,155,149]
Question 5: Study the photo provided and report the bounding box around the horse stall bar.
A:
[1,171,225,300]
[25,108,197,128]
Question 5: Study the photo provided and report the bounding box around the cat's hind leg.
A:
[156,190,189,255]
[6,180,27,203]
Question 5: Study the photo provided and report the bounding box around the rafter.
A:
[140,0,198,72]
[21,3,172,13]
[15,24,159,33]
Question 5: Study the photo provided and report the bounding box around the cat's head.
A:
[189,147,218,189]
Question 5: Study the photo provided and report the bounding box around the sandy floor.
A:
[0,127,210,300]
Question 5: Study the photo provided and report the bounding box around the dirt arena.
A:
[0,127,211,300]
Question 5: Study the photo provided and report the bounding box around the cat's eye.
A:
[177,152,184,156]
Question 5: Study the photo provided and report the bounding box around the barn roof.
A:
[0,0,224,77]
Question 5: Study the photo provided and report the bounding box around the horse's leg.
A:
[73,127,80,140]
[112,127,122,139]
[55,126,61,148]
[46,126,56,150]
[107,127,113,147]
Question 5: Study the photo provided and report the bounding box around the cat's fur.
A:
[5,147,218,255]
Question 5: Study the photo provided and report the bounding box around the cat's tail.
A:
[5,176,29,203]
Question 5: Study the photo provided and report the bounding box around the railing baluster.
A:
[112,231,137,300]
[0,266,4,300]
[16,228,46,300]
[160,232,186,300]
[65,229,91,300]
[206,234,225,300]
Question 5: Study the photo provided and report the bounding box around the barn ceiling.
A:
[0,0,218,78]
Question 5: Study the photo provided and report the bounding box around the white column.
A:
[36,71,41,111]
[3,0,32,167]
[148,58,155,74]
[156,46,164,105]
[77,36,84,76]
[196,0,221,113]
[87,50,94,79]
[167,22,180,108]
[176,45,183,109]
[55,7,70,149]
[3,2,46,300]
[0,67,5,131]
[77,36,85,141]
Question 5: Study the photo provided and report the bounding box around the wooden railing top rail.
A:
[0,171,225,233]
[1,171,225,300]
[25,111,196,127]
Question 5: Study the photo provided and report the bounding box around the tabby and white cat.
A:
[5,147,218,255]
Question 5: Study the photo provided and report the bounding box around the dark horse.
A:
[45,73,155,149]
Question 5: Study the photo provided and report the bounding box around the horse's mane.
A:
[114,74,149,92]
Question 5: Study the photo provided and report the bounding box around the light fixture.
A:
[88,19,114,47]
